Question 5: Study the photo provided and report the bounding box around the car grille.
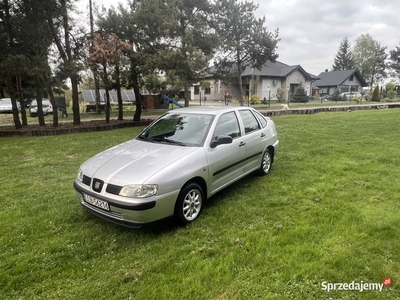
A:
[106,184,123,195]
[81,200,123,220]
[82,175,91,186]
[81,175,122,195]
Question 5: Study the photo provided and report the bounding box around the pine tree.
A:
[332,37,355,70]
[371,85,380,102]
[331,89,341,102]
[292,85,308,103]
[388,43,400,80]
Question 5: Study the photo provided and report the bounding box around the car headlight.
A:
[77,169,83,182]
[119,184,158,198]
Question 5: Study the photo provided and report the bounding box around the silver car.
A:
[29,99,53,117]
[0,98,20,113]
[74,106,279,227]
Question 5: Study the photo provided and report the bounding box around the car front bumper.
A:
[73,181,179,228]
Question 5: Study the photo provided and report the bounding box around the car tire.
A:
[258,149,272,175]
[174,182,203,226]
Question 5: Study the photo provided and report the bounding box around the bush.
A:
[79,101,89,113]
[387,90,397,100]
[276,87,285,102]
[331,89,341,102]
[251,94,261,104]
[371,86,380,102]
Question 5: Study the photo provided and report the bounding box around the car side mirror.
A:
[210,135,233,148]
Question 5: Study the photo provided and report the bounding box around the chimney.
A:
[325,69,329,72]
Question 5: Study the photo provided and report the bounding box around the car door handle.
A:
[261,133,266,137]
[239,141,246,147]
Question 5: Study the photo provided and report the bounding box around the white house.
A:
[191,60,319,102]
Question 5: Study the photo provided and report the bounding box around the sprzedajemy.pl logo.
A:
[322,277,392,293]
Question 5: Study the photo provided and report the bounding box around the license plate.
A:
[83,193,109,211]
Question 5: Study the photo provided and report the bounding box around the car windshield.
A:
[138,113,214,146]
[30,100,51,108]
[0,99,11,105]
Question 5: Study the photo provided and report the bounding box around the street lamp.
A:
[306,86,308,105]
[287,85,290,106]
[268,85,271,107]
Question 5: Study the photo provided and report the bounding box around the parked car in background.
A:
[0,98,20,113]
[74,106,279,228]
[29,99,53,117]
[340,92,362,100]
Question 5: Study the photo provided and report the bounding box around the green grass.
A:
[1,109,400,299]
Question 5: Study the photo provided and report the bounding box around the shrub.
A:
[331,89,341,102]
[251,94,261,104]
[79,101,89,113]
[371,86,380,102]
[276,87,285,102]
[387,90,397,100]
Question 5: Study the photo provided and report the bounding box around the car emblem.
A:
[94,182,101,190]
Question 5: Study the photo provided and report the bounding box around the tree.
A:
[89,32,131,123]
[19,0,57,127]
[97,1,164,121]
[291,85,308,103]
[331,89,341,102]
[213,0,279,106]
[385,82,396,100]
[152,0,218,107]
[388,42,400,82]
[276,87,284,102]
[371,85,380,102]
[47,0,85,126]
[332,37,355,70]
[372,42,388,85]
[352,34,387,87]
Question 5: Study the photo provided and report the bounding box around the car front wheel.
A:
[174,182,203,226]
[258,149,272,175]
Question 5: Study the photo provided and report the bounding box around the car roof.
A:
[167,106,257,116]
[31,99,51,103]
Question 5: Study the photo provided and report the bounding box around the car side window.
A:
[213,112,241,139]
[239,110,260,134]
[254,111,268,128]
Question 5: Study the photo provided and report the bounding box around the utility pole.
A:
[89,0,101,113]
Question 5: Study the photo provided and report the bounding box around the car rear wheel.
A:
[174,182,203,226]
[258,149,272,175]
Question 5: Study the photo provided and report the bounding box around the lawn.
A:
[1,109,399,299]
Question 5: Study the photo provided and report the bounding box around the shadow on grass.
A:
[71,172,264,237]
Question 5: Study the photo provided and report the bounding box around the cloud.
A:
[254,0,400,75]
[79,0,400,77]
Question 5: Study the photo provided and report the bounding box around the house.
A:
[192,60,319,102]
[312,69,368,98]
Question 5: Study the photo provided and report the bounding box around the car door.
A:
[238,109,267,173]
[206,111,246,195]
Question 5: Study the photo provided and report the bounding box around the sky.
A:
[77,0,400,77]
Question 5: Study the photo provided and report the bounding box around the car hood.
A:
[81,138,198,185]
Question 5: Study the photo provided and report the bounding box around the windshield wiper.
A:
[136,136,156,143]
[149,137,186,146]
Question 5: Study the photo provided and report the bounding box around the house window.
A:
[349,75,354,81]
[194,86,200,95]
[204,87,211,94]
